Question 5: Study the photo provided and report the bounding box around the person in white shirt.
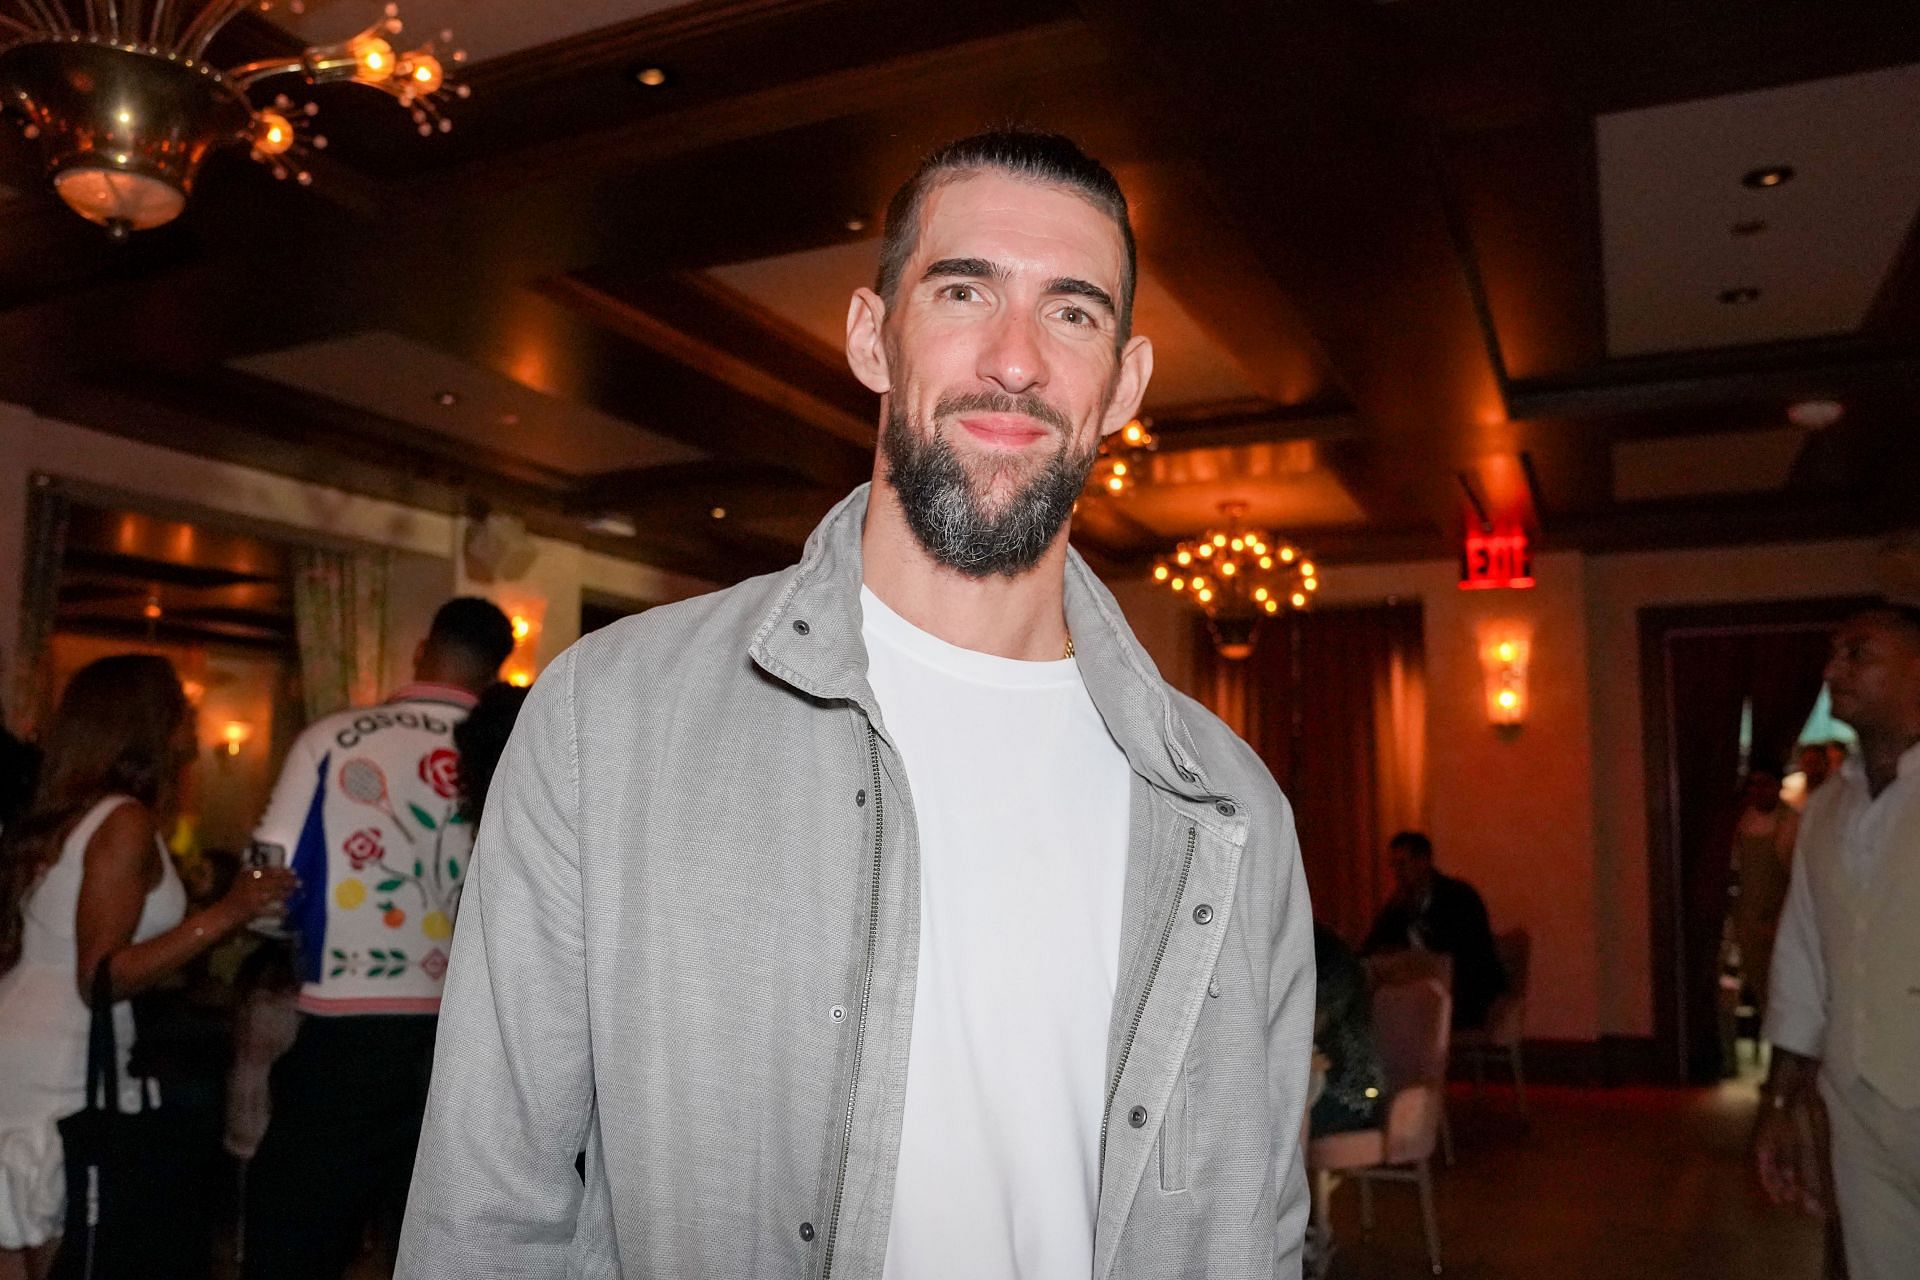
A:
[1756,602,1920,1280]
[242,597,513,1280]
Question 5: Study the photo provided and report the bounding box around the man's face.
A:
[1389,844,1432,897]
[1824,613,1920,735]
[866,171,1146,576]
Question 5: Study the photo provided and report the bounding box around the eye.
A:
[941,283,982,303]
[1058,306,1092,326]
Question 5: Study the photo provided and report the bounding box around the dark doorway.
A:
[1639,597,1875,1084]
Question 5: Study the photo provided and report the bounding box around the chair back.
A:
[1365,948,1453,993]
[1371,976,1452,1094]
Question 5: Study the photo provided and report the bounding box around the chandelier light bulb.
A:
[1154,565,1169,581]
[407,53,444,92]
[354,36,396,81]
[254,110,295,155]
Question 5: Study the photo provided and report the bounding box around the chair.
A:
[1308,976,1451,1276]
[1453,928,1531,1124]
[1366,950,1457,1164]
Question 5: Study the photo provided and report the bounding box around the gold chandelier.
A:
[1152,502,1319,659]
[1089,417,1156,497]
[0,0,465,236]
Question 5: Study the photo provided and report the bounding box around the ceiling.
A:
[0,0,1915,584]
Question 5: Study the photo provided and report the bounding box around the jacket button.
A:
[1215,800,1236,817]
[1128,1105,1148,1128]
[799,1222,815,1242]
[1193,903,1214,925]
[792,619,811,635]
[855,789,866,807]
[1208,976,1220,998]
[829,1005,846,1023]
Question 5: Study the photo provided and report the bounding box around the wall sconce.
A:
[215,720,253,766]
[500,598,545,688]
[1481,635,1529,727]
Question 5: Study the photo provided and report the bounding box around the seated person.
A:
[1362,830,1507,1029]
[1311,922,1385,1138]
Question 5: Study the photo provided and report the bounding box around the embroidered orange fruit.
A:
[383,907,406,928]
[335,880,366,910]
[422,910,452,941]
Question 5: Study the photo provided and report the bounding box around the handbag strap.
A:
[84,956,123,1114]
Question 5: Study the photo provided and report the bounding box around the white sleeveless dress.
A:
[0,795,186,1248]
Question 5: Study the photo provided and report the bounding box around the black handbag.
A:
[53,959,207,1279]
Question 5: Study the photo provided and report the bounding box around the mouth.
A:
[955,413,1051,449]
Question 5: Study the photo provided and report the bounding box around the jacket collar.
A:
[750,483,1220,803]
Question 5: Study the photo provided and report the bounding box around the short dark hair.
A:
[1855,597,1920,641]
[875,128,1138,340]
[1388,831,1434,861]
[426,597,515,676]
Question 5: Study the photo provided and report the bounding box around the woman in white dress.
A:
[0,655,295,1279]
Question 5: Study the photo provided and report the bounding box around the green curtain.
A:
[291,547,391,721]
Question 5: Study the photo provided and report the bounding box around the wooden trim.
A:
[543,276,872,448]
[1636,596,1878,1084]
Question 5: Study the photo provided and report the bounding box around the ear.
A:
[1098,334,1155,441]
[846,287,892,394]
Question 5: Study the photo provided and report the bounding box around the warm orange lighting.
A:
[1291,592,1307,608]
[1111,461,1127,477]
[1171,577,1185,591]
[1229,537,1243,552]
[353,36,395,81]
[1212,533,1227,548]
[1106,477,1125,493]
[1197,588,1213,603]
[1300,561,1316,578]
[1196,544,1213,558]
[507,670,532,688]
[1220,561,1236,576]
[1481,632,1530,726]
[510,614,533,642]
[406,53,444,93]
[1497,688,1519,711]
[1495,640,1517,664]
[1259,556,1273,570]
[254,110,295,155]
[1175,550,1191,566]
[1279,547,1296,563]
[1254,587,1269,602]
[1265,599,1279,614]
[143,595,163,620]
[1153,565,1169,581]
[220,721,252,757]
[1304,577,1318,592]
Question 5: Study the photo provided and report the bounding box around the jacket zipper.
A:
[1098,824,1197,1183]
[821,727,886,1279]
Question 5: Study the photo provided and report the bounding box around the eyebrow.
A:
[920,258,1117,318]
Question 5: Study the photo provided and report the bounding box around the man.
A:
[398,130,1316,1278]
[1362,831,1506,1029]
[1757,602,1920,1280]
[243,596,515,1279]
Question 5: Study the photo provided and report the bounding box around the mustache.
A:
[935,390,1071,436]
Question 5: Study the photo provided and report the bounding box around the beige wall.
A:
[1105,537,1880,1044]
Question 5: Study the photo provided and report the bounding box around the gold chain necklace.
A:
[1064,629,1075,660]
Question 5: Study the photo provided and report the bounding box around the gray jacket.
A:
[397,485,1315,1279]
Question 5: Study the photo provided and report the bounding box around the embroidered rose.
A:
[418,747,460,799]
[421,948,449,981]
[343,827,385,871]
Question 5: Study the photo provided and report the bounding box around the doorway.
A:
[1639,596,1875,1084]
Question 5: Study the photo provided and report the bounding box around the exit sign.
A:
[1460,530,1534,590]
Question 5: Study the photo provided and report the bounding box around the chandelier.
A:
[1152,502,1319,660]
[1089,417,1156,497]
[0,0,465,236]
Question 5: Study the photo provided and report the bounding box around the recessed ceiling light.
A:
[710,506,727,520]
[434,390,460,407]
[1787,399,1845,429]
[1741,164,1795,190]
[633,66,668,88]
[1730,219,1767,237]
[585,514,637,538]
[1717,286,1761,305]
[498,412,520,427]
[845,217,867,232]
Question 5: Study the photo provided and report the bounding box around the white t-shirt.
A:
[251,683,477,1016]
[863,587,1130,1280]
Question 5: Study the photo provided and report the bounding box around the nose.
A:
[976,305,1048,396]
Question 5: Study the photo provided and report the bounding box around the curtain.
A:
[291,548,391,722]
[11,476,69,734]
[1194,604,1428,944]
[1666,625,1831,1081]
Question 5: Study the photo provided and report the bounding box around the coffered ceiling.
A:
[0,0,1914,583]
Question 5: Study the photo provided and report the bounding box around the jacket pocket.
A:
[1158,1061,1189,1192]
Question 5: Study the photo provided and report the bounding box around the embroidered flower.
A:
[343,827,385,871]
[421,948,449,981]
[419,747,461,799]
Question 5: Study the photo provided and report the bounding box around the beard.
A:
[881,388,1100,578]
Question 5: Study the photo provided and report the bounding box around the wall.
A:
[0,402,719,722]
[1105,537,1880,1048]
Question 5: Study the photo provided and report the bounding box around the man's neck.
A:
[860,482,1073,662]
[1856,724,1920,798]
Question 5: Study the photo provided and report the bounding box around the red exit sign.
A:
[1460,530,1535,590]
